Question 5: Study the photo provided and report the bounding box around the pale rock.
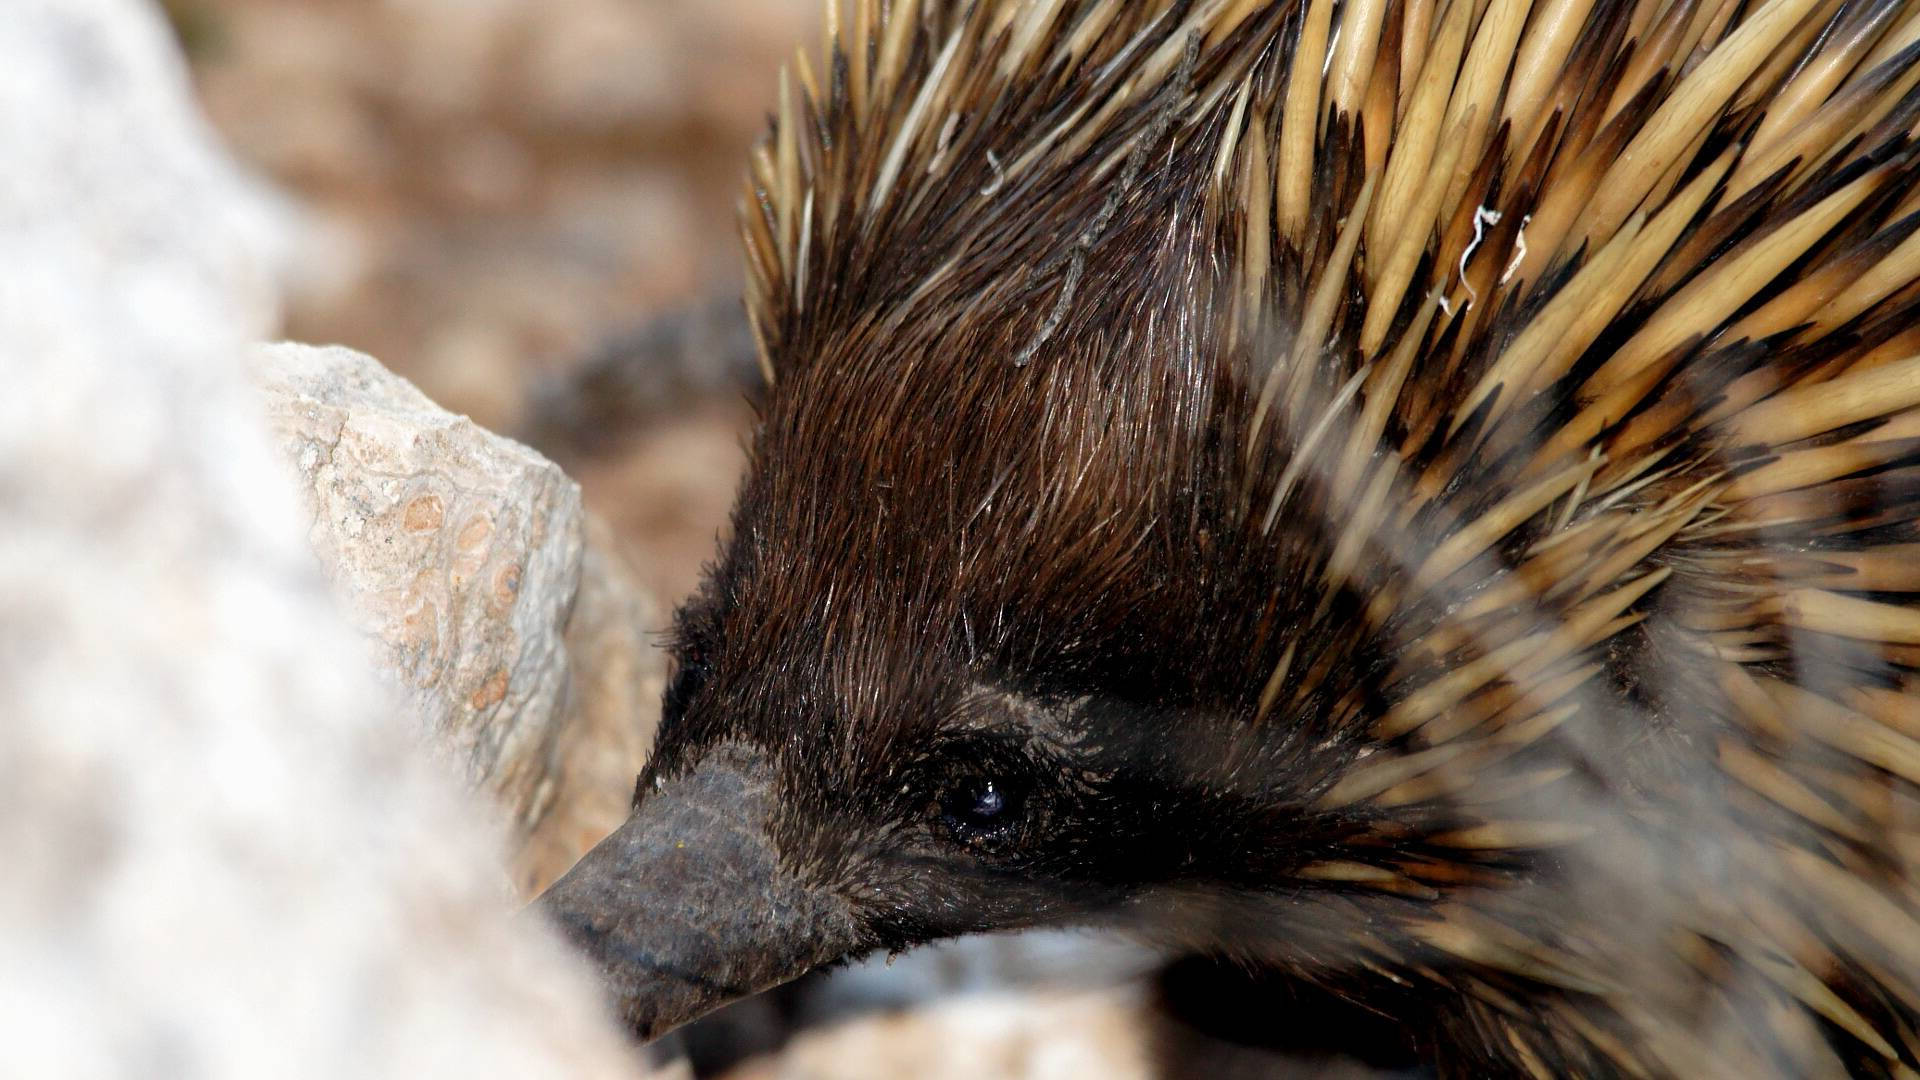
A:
[255,348,566,816]
[0,0,646,1076]
[253,341,661,891]
[744,986,1155,1080]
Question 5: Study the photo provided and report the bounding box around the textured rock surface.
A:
[257,342,582,808]
[0,1,643,1075]
[253,342,660,891]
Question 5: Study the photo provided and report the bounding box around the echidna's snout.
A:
[536,745,858,1041]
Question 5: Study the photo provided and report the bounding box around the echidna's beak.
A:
[536,746,859,1041]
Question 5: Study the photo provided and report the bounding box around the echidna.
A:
[540,1,1920,1074]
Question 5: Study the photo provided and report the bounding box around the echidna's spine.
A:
[743,1,1920,1074]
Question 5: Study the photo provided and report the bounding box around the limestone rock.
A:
[0,1,643,1075]
[253,342,660,891]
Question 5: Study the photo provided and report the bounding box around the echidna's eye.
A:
[968,782,1005,818]
[937,775,1023,846]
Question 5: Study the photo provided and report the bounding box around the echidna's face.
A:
[539,327,1362,1039]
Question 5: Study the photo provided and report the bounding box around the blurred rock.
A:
[795,931,1161,1026]
[524,297,762,458]
[184,0,818,431]
[0,0,645,1075]
[518,297,762,606]
[570,400,756,609]
[516,0,683,133]
[702,933,1410,1080]
[253,343,662,893]
[686,931,1163,1080]
[729,986,1155,1080]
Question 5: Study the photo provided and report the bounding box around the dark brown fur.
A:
[544,2,1920,1075]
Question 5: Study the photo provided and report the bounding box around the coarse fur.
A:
[651,0,1920,1075]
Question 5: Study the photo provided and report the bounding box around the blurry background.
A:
[168,0,815,607]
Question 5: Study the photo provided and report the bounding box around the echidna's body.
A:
[542,2,1920,1075]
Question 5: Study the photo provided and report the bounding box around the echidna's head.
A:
[538,270,1392,1038]
[534,1,1426,1038]
[544,0,1920,1067]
